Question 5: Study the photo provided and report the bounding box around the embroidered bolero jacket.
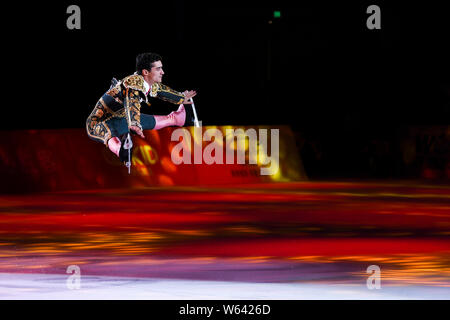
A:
[101,74,186,130]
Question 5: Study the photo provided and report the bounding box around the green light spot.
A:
[273,11,281,18]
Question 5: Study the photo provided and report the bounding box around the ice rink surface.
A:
[0,181,449,300]
[1,272,449,300]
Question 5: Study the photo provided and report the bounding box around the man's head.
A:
[136,52,164,85]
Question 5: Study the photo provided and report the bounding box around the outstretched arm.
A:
[121,75,148,138]
[124,88,145,138]
[151,83,197,104]
[182,90,197,103]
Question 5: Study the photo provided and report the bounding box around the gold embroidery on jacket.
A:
[122,74,146,93]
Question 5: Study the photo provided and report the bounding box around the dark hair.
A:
[136,52,162,74]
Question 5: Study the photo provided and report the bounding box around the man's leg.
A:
[107,137,121,157]
[106,105,190,135]
[104,118,128,159]
[151,104,189,130]
[105,107,190,159]
[86,116,123,159]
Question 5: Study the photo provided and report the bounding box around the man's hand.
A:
[182,90,197,104]
[130,125,145,139]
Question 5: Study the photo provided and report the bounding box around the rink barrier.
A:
[0,125,307,193]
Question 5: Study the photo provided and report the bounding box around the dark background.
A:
[6,1,450,178]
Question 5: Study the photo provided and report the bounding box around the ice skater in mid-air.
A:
[86,52,197,168]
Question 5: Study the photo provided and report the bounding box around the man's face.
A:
[144,60,164,84]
